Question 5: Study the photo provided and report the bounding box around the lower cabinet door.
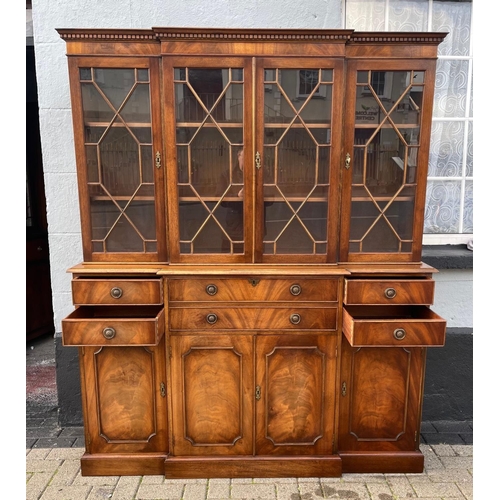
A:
[170,335,254,456]
[255,334,337,456]
[81,336,168,454]
[338,335,424,452]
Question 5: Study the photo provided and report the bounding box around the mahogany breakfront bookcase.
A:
[58,27,448,478]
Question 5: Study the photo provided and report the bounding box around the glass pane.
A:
[263,67,333,256]
[424,180,461,234]
[433,59,469,118]
[428,121,464,177]
[89,200,156,253]
[81,67,157,255]
[174,66,245,255]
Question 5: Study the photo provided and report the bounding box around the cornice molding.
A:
[56,29,156,42]
[348,32,448,44]
[152,28,353,42]
[56,28,448,45]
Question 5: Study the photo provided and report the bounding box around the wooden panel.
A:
[255,335,336,455]
[343,305,446,347]
[62,306,164,346]
[170,335,254,456]
[81,453,166,476]
[344,279,434,305]
[339,451,424,474]
[72,278,163,305]
[169,278,338,302]
[164,456,342,478]
[338,337,424,452]
[80,338,168,455]
[169,307,337,331]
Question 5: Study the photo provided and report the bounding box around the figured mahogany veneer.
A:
[169,278,339,303]
[62,306,164,346]
[343,305,446,347]
[169,306,338,331]
[72,277,163,305]
[58,27,448,478]
[343,279,435,306]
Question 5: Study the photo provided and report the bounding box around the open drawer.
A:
[62,306,165,346]
[343,305,446,347]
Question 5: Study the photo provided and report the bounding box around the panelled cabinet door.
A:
[338,336,424,452]
[255,335,336,455]
[68,57,166,262]
[80,337,168,454]
[169,335,254,455]
[340,59,437,262]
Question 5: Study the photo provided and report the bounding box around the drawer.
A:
[170,306,337,331]
[343,279,435,305]
[62,306,165,346]
[72,278,163,305]
[342,305,446,347]
[168,278,338,303]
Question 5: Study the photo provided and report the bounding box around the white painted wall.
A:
[432,269,473,329]
[30,0,473,333]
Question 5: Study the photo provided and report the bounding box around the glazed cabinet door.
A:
[255,334,337,455]
[169,335,254,455]
[80,336,168,454]
[164,56,344,263]
[164,57,254,262]
[255,58,344,263]
[338,335,424,453]
[67,57,166,261]
[340,59,437,262]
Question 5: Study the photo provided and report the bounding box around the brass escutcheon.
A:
[341,381,347,397]
[255,385,261,400]
[248,279,260,287]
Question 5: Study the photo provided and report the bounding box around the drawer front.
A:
[344,279,435,305]
[72,278,163,305]
[343,306,446,347]
[62,306,165,346]
[170,307,337,331]
[168,278,338,303]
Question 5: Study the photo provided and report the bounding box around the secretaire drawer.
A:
[72,278,163,305]
[170,307,338,331]
[62,306,165,346]
[342,305,446,347]
[343,279,435,305]
[168,278,338,303]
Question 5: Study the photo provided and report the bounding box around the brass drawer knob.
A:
[110,287,123,299]
[290,284,302,296]
[393,328,406,340]
[384,287,397,299]
[290,313,301,325]
[206,313,218,325]
[206,284,218,296]
[102,327,116,340]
